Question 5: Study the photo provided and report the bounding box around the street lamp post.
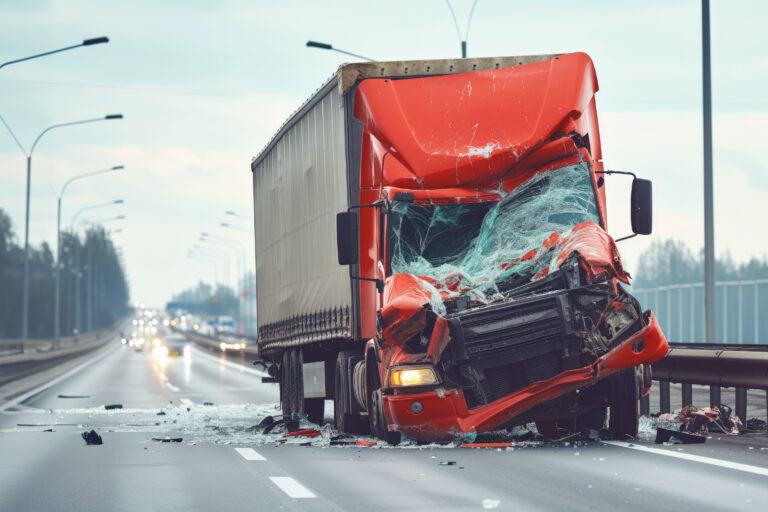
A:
[0,37,109,70]
[188,252,220,286]
[305,41,374,61]
[445,0,479,58]
[68,199,124,333]
[55,166,124,339]
[0,113,123,346]
[80,215,125,332]
[201,232,247,333]
[193,244,231,288]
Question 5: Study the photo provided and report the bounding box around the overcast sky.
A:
[1,0,767,307]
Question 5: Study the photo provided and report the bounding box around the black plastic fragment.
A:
[438,461,457,466]
[82,430,103,445]
[156,411,166,416]
[43,429,53,432]
[203,402,214,406]
[152,437,183,443]
[104,404,123,410]
[655,427,706,444]
[58,394,89,399]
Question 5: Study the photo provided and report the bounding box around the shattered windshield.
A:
[389,163,600,298]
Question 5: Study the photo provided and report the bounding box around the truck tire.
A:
[609,368,639,440]
[297,349,325,425]
[366,355,401,445]
[334,351,369,434]
[280,350,293,417]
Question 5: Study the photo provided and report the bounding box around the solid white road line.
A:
[190,345,268,377]
[179,398,194,406]
[0,343,116,412]
[166,383,180,392]
[269,477,316,499]
[603,441,768,477]
[235,447,266,461]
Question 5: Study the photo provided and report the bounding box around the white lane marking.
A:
[180,398,194,406]
[166,383,180,392]
[190,346,268,377]
[159,374,168,381]
[269,477,316,499]
[235,447,266,461]
[0,343,116,412]
[603,441,768,477]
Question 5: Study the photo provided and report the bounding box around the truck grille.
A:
[446,292,580,409]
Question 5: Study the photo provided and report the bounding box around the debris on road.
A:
[104,404,123,410]
[58,394,89,399]
[438,461,457,466]
[82,430,103,445]
[43,429,53,432]
[152,437,183,443]
[356,440,377,446]
[655,427,706,444]
[156,411,166,416]
[285,428,322,438]
[746,418,767,432]
[203,402,214,406]
[679,405,742,435]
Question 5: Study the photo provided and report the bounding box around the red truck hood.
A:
[354,52,600,190]
[380,221,628,347]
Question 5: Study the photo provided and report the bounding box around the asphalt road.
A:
[1,336,767,511]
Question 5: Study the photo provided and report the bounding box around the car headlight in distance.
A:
[390,367,439,387]
[152,338,162,347]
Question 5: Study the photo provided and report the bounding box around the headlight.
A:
[220,342,226,350]
[390,367,439,387]
[152,338,162,347]
[153,346,169,359]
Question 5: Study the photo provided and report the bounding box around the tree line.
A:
[169,281,239,319]
[631,239,768,289]
[0,207,130,339]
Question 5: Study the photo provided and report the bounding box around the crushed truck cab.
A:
[251,52,668,443]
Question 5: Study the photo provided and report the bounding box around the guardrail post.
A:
[682,383,693,407]
[640,394,650,416]
[710,385,721,407]
[735,388,747,422]
[659,381,671,413]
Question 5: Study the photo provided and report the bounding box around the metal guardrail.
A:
[648,342,768,422]
[0,319,128,364]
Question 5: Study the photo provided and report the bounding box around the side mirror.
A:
[630,178,652,235]
[336,211,358,265]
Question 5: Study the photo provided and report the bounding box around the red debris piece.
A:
[285,428,322,438]
[356,440,377,446]
[462,442,513,448]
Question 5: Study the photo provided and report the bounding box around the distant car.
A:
[163,334,187,356]
[132,337,145,352]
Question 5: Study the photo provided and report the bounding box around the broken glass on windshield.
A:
[389,163,601,302]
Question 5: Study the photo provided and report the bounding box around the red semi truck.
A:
[251,53,668,443]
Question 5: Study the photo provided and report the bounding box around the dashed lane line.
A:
[603,440,768,477]
[166,383,180,392]
[235,447,266,461]
[269,477,316,499]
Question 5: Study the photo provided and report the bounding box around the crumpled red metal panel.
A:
[354,52,599,190]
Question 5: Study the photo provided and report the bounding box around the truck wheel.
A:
[609,368,639,440]
[334,351,369,434]
[366,356,401,445]
[280,350,293,417]
[297,349,325,425]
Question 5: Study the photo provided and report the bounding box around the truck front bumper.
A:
[384,311,668,441]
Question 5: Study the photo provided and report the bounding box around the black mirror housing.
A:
[336,211,358,265]
[631,178,652,235]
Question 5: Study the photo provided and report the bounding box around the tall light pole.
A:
[222,214,256,334]
[305,41,374,61]
[201,232,247,333]
[193,243,231,288]
[0,113,123,346]
[445,0,479,58]
[81,215,125,332]
[55,166,124,339]
[188,252,220,286]
[0,37,109,70]
[68,199,124,334]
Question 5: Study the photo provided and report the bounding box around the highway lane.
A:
[1,338,767,511]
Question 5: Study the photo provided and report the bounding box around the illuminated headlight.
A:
[138,338,145,345]
[153,346,169,359]
[390,367,439,387]
[121,338,127,345]
[152,338,162,347]
[220,342,226,350]
[233,343,241,350]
